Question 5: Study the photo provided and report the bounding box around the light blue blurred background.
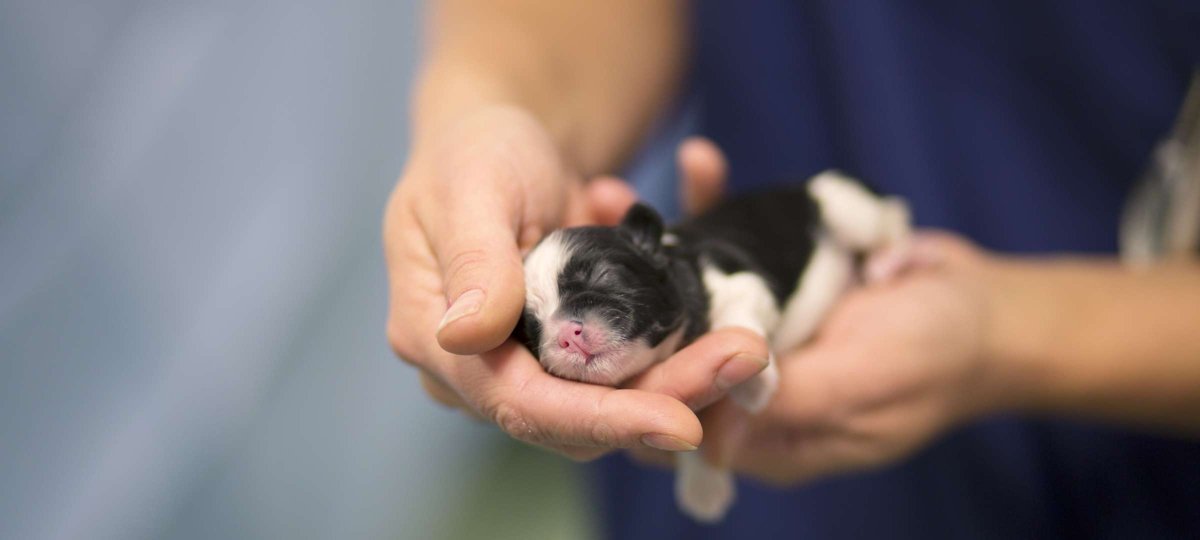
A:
[0,1,631,538]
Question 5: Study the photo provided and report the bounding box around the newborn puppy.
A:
[516,171,910,522]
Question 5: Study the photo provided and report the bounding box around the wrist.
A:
[412,8,598,172]
[977,258,1200,431]
[963,257,1057,419]
[411,59,570,152]
[975,256,1105,417]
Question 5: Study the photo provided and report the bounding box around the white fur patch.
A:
[701,266,781,413]
[665,171,908,524]
[771,234,855,353]
[676,451,735,523]
[522,231,571,324]
[809,170,911,249]
[701,266,780,336]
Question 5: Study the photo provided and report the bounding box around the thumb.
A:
[678,136,728,216]
[427,184,528,355]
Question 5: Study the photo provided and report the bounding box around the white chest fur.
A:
[674,171,909,523]
[701,266,780,337]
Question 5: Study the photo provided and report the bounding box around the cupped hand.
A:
[705,233,1004,484]
[384,108,765,459]
[623,139,1001,480]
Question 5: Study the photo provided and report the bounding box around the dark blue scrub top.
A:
[595,2,1200,538]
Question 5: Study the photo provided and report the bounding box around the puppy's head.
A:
[517,203,685,385]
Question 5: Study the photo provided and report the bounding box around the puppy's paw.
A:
[676,453,736,523]
[730,354,778,413]
[864,240,915,284]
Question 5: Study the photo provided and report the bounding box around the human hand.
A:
[700,233,1005,484]
[384,110,766,459]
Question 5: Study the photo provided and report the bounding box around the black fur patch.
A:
[556,225,684,348]
[672,183,821,304]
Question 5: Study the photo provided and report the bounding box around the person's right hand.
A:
[384,105,768,460]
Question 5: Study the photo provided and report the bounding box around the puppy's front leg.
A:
[701,267,781,412]
[675,266,780,522]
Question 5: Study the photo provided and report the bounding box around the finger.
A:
[678,136,728,216]
[898,230,986,270]
[420,369,466,409]
[865,229,987,284]
[698,399,751,468]
[757,345,843,429]
[419,178,528,355]
[625,327,770,411]
[420,369,487,421]
[730,425,835,486]
[462,340,704,451]
[584,175,638,226]
[864,240,916,285]
[736,406,904,487]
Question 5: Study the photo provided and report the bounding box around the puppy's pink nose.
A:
[557,321,591,356]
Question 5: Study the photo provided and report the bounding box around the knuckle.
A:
[492,401,545,444]
[386,318,418,363]
[422,387,455,407]
[419,372,461,408]
[652,377,691,406]
[590,421,617,448]
[443,248,491,285]
[636,371,691,405]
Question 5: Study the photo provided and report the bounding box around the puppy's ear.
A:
[618,202,665,255]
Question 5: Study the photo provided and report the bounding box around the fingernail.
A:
[715,353,769,392]
[438,289,484,332]
[641,433,698,452]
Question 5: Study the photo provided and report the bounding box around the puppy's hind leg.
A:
[673,267,781,522]
[676,451,735,523]
[701,267,782,413]
[808,170,911,251]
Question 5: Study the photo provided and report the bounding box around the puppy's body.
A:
[517,171,910,521]
[675,183,821,306]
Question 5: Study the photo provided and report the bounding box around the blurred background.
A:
[0,1,614,538]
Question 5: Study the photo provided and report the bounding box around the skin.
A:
[717,242,1200,485]
[385,0,769,460]
[634,145,1200,485]
[388,0,1200,479]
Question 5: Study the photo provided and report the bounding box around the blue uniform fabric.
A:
[596,2,1200,538]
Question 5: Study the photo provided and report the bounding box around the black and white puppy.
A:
[516,171,910,522]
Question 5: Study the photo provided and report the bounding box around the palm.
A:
[735,268,990,484]
[386,111,756,460]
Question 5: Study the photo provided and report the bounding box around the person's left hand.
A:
[623,136,1011,483]
[616,136,1010,482]
[690,233,1011,484]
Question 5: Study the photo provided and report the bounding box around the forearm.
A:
[985,257,1200,432]
[413,0,687,174]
